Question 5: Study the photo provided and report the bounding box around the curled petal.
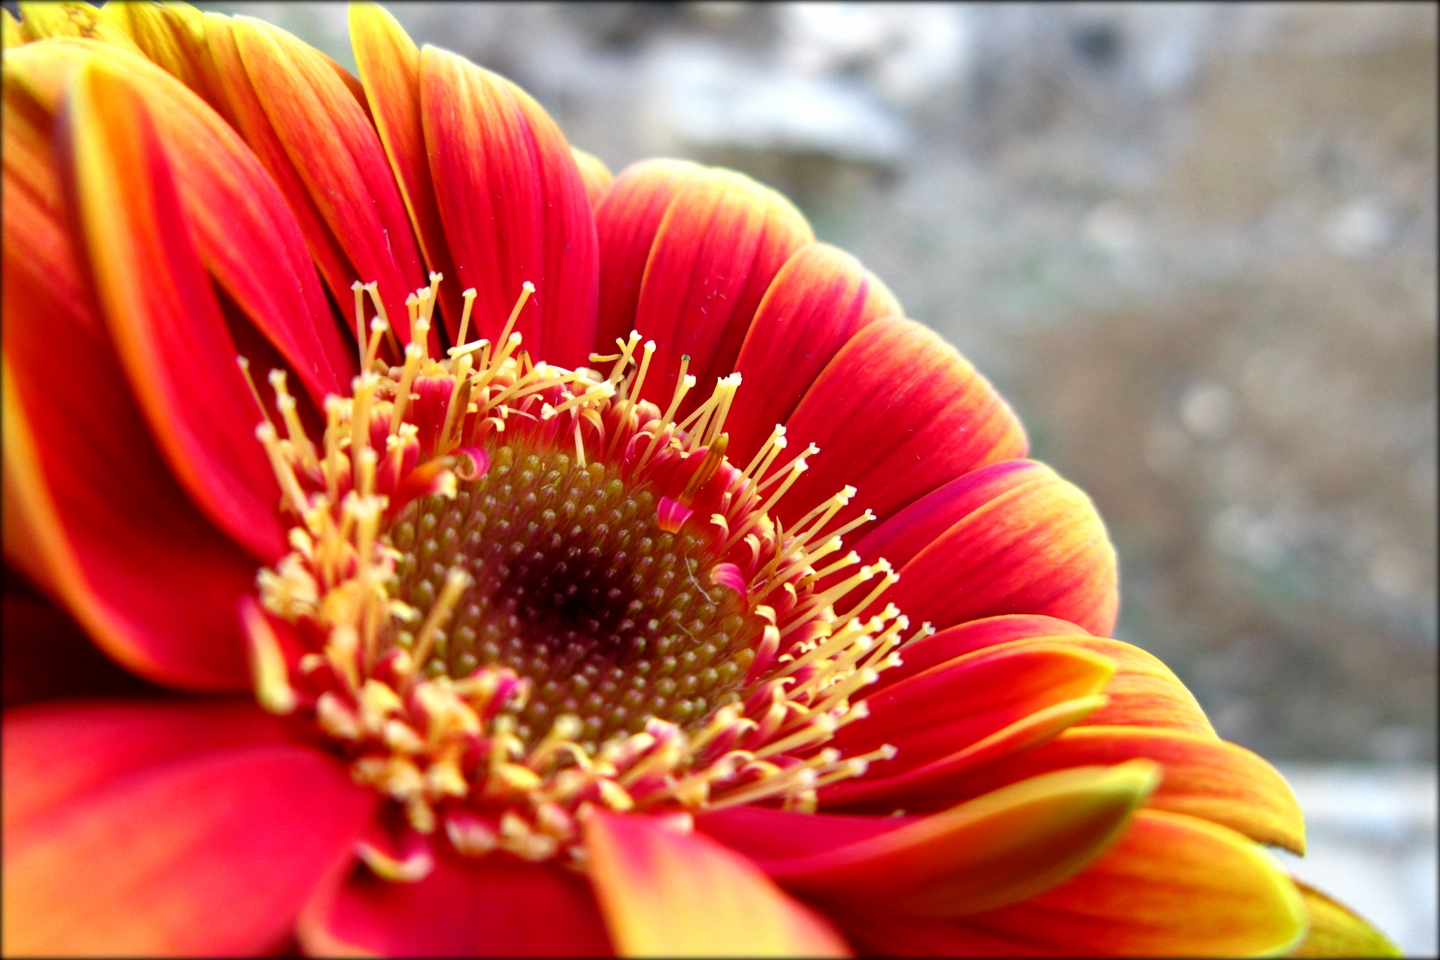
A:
[420,44,598,364]
[585,811,851,957]
[452,446,491,482]
[767,762,1160,918]
[728,242,901,467]
[862,459,1119,637]
[779,319,1028,532]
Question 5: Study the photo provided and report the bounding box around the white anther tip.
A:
[522,280,536,292]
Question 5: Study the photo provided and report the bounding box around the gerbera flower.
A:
[1,3,1399,956]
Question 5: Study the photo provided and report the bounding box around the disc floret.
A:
[243,276,919,874]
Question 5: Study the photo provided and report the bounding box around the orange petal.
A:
[419,44,598,365]
[572,146,614,208]
[585,811,851,957]
[960,809,1307,957]
[777,318,1029,533]
[66,55,288,560]
[630,167,814,410]
[229,15,430,353]
[768,762,1160,918]
[15,1,142,52]
[887,725,1305,853]
[865,458,1119,637]
[594,157,705,351]
[727,242,901,466]
[3,738,374,956]
[297,850,613,957]
[1288,879,1402,958]
[348,2,464,338]
[829,640,1115,776]
[3,95,256,690]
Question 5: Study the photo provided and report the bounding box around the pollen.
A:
[243,276,919,875]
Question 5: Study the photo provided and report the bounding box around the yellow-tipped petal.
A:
[772,760,1162,917]
[16,2,142,53]
[586,811,851,957]
[1289,880,1402,958]
[572,146,614,208]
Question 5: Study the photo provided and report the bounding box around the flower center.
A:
[387,442,758,751]
[241,275,917,874]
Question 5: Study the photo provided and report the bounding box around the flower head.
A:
[1,3,1399,957]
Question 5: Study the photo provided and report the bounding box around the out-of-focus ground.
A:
[205,3,1437,952]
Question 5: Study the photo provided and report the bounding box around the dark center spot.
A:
[387,442,759,750]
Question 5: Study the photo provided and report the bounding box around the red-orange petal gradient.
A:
[419,44,598,365]
[859,459,1119,637]
[229,16,429,354]
[628,167,815,412]
[594,157,704,351]
[901,724,1306,853]
[64,55,287,562]
[727,242,902,466]
[348,3,464,337]
[3,702,374,956]
[585,811,851,957]
[778,318,1029,532]
[297,851,613,957]
[7,38,355,409]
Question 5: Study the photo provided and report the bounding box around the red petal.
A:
[766,762,1159,918]
[572,146,614,208]
[777,318,1028,532]
[697,805,907,862]
[3,738,374,956]
[3,697,293,831]
[727,242,901,467]
[4,80,257,690]
[585,811,851,956]
[348,3,464,337]
[630,168,814,411]
[420,45,598,365]
[65,55,287,560]
[870,614,1090,691]
[828,640,1115,776]
[867,459,1118,637]
[956,810,1306,957]
[229,16,430,353]
[594,157,704,351]
[893,725,1306,854]
[298,851,612,957]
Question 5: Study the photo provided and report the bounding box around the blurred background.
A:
[51,1,1440,952]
